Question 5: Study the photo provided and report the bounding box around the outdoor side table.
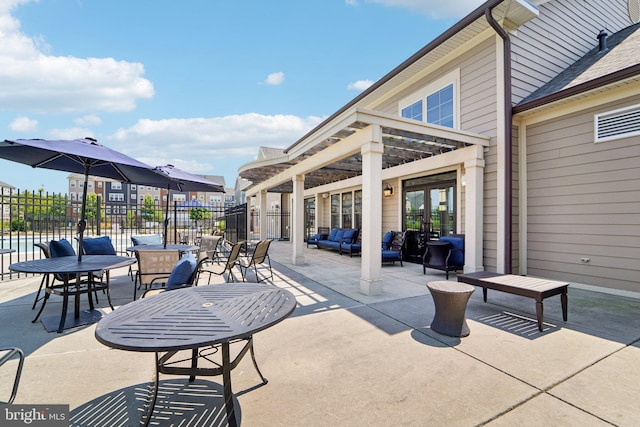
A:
[427,281,475,337]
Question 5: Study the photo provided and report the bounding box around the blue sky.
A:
[0,0,484,193]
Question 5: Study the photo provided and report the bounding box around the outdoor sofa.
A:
[316,228,359,254]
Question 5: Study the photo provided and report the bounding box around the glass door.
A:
[403,190,426,263]
[403,172,457,263]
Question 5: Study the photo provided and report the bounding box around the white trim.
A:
[398,69,461,129]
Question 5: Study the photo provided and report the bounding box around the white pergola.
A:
[240,108,490,295]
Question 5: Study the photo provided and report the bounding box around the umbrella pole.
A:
[77,164,90,262]
[163,187,170,249]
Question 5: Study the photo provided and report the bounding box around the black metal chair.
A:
[423,234,465,279]
[0,347,24,404]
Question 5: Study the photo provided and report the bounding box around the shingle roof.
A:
[517,23,640,107]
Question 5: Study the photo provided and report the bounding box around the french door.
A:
[403,172,456,263]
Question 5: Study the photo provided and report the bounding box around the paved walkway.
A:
[0,240,638,426]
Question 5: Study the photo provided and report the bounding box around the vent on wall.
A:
[595,104,640,142]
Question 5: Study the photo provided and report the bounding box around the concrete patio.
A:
[1,240,638,426]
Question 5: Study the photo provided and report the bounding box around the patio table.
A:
[9,255,136,333]
[95,283,297,426]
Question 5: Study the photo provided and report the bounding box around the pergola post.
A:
[360,126,383,296]
[315,192,323,230]
[464,146,485,273]
[292,174,305,265]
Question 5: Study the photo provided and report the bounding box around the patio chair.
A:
[141,253,202,298]
[198,235,223,263]
[197,241,244,284]
[0,347,24,404]
[237,239,274,282]
[423,234,465,279]
[133,249,181,299]
[307,227,330,248]
[381,231,406,266]
[79,235,131,286]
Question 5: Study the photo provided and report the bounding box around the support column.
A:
[292,175,305,265]
[360,126,383,296]
[246,199,252,241]
[315,192,323,229]
[259,190,267,240]
[464,146,485,273]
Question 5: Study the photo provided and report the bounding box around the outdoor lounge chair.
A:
[133,249,181,299]
[307,227,330,248]
[197,241,244,284]
[381,231,406,266]
[237,239,274,282]
[423,234,465,279]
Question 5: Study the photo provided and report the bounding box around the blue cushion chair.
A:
[307,227,330,248]
[339,229,361,257]
[317,228,359,254]
[423,234,465,279]
[142,253,200,298]
[381,231,405,266]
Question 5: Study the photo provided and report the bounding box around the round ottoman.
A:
[427,281,475,337]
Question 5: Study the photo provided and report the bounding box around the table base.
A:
[141,338,266,427]
[40,309,106,333]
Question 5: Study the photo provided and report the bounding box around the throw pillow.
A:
[382,231,394,250]
[49,239,76,258]
[166,253,197,290]
[82,236,116,255]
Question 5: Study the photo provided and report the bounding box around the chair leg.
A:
[32,274,49,310]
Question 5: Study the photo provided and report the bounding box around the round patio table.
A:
[95,283,297,427]
[10,255,136,333]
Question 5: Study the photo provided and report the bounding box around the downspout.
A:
[485,5,513,273]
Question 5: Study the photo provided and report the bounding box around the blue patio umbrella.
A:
[152,164,224,248]
[0,137,166,261]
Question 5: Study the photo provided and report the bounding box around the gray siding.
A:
[526,98,640,292]
[512,0,631,103]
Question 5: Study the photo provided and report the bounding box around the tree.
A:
[189,207,211,228]
[140,195,162,222]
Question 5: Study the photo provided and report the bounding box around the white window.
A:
[399,69,460,129]
[131,194,136,200]
[70,182,76,188]
[97,182,103,188]
[131,184,136,190]
[595,104,640,142]
[109,193,125,202]
[111,182,122,190]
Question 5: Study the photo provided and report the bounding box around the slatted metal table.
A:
[9,255,136,333]
[95,284,297,427]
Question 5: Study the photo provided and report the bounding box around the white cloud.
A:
[74,114,102,126]
[110,113,324,171]
[9,116,37,132]
[263,72,285,86]
[367,0,484,19]
[47,127,95,140]
[345,0,358,6]
[0,1,154,114]
[347,80,374,91]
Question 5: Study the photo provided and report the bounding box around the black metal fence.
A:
[249,209,290,241]
[0,189,250,278]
